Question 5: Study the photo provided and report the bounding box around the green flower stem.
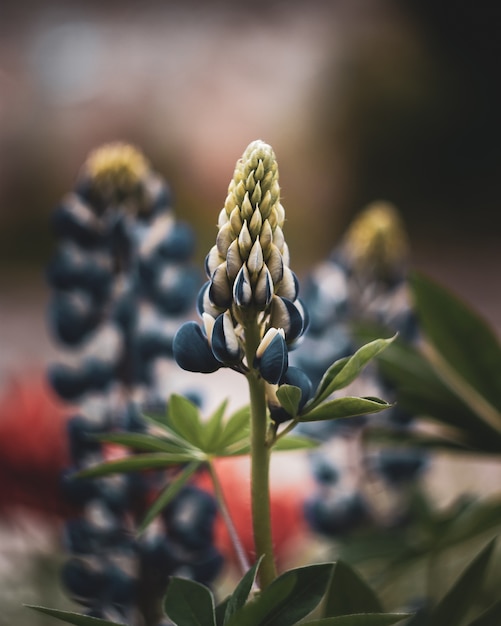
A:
[243,314,278,590]
[207,459,250,576]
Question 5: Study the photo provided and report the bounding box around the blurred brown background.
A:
[0,3,500,623]
[1,0,500,371]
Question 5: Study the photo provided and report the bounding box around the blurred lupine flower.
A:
[294,201,427,540]
[174,140,311,420]
[295,200,416,395]
[47,143,222,624]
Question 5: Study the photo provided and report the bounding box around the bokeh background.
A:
[0,0,500,623]
[2,0,501,374]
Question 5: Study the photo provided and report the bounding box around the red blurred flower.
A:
[197,457,310,571]
[0,372,72,518]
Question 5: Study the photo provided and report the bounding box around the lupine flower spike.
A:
[173,140,314,590]
[295,201,425,545]
[47,143,222,624]
[174,140,310,407]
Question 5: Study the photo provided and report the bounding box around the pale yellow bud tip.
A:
[84,142,150,195]
[343,201,409,272]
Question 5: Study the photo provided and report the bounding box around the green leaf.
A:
[433,497,501,551]
[310,356,351,405]
[361,330,501,453]
[273,435,319,451]
[428,538,496,626]
[323,560,383,617]
[215,598,230,626]
[276,385,302,418]
[76,452,199,478]
[468,598,501,626]
[168,394,205,448]
[224,556,263,622]
[217,406,251,450]
[302,614,409,625]
[203,399,229,451]
[24,606,126,626]
[307,336,396,411]
[226,563,334,626]
[138,461,202,533]
[164,577,216,626]
[95,432,191,454]
[300,397,390,423]
[411,272,501,414]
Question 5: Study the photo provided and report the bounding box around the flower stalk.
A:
[244,313,278,589]
[174,139,310,589]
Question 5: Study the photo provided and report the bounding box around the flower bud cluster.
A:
[174,141,309,398]
[293,202,426,541]
[48,144,222,621]
[295,201,415,393]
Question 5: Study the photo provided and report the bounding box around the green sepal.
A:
[276,384,302,418]
[306,336,396,412]
[163,577,216,626]
[322,560,383,618]
[138,461,202,533]
[24,606,126,626]
[225,563,334,626]
[299,397,390,423]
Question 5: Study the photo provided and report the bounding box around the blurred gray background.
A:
[1,0,500,369]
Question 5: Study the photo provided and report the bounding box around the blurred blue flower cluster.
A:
[295,202,427,540]
[46,143,222,623]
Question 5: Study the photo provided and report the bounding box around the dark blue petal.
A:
[173,321,222,373]
[164,485,218,550]
[233,265,252,307]
[61,557,106,600]
[210,313,242,364]
[256,333,288,384]
[152,266,199,316]
[281,298,306,343]
[48,292,100,346]
[208,265,232,309]
[158,221,195,262]
[197,281,210,317]
[51,200,107,249]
